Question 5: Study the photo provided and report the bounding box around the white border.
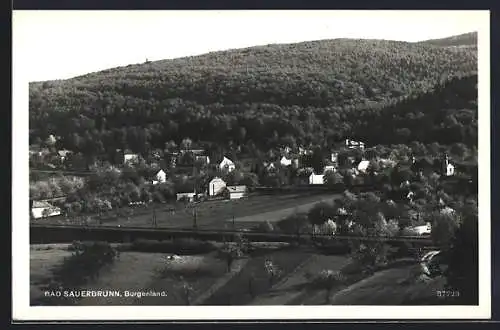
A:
[12,10,491,321]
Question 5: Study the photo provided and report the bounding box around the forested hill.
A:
[29,37,477,156]
[417,32,477,47]
[345,73,477,147]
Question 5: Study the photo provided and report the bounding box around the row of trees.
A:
[30,161,262,217]
[29,176,85,200]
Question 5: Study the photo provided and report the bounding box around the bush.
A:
[276,213,309,236]
[38,241,119,305]
[349,241,391,273]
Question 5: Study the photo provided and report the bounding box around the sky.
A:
[13,10,486,82]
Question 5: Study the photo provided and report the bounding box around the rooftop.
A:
[227,185,247,193]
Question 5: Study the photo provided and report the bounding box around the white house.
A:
[445,163,455,176]
[226,185,248,200]
[57,149,72,162]
[357,160,370,173]
[298,147,313,155]
[345,138,365,150]
[31,200,61,219]
[195,155,210,165]
[323,165,337,173]
[124,152,140,165]
[208,177,227,196]
[264,162,277,171]
[152,169,167,185]
[176,192,196,202]
[442,154,455,176]
[401,222,432,236]
[219,156,235,172]
[280,156,292,167]
[330,152,338,163]
[309,173,325,185]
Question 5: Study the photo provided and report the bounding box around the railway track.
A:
[30,223,434,245]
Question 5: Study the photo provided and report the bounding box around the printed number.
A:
[437,290,460,298]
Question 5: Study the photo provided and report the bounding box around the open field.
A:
[30,245,73,302]
[327,265,447,305]
[30,243,446,306]
[32,192,340,230]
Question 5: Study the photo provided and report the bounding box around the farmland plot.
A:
[251,254,350,305]
[200,248,313,305]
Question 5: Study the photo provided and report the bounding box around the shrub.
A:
[39,241,119,305]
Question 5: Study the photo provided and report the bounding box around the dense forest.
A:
[29,37,477,159]
[417,32,478,47]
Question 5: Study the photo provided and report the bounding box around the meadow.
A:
[30,242,443,306]
[34,192,340,230]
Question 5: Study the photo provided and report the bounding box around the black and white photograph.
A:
[12,10,491,320]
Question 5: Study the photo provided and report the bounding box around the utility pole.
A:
[192,159,198,230]
[232,204,235,230]
[152,203,157,228]
[193,207,198,230]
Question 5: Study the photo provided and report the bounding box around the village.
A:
[29,134,472,240]
[29,135,476,308]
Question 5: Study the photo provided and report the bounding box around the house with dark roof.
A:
[31,200,61,219]
[345,138,365,150]
[225,185,248,200]
[218,156,236,173]
[57,149,72,162]
[176,192,196,202]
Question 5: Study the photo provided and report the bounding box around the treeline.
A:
[418,32,477,47]
[29,38,476,159]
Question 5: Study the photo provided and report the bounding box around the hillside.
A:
[418,32,477,47]
[29,37,477,156]
[348,74,477,146]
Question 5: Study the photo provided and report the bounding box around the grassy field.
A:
[250,254,351,305]
[34,192,339,230]
[327,265,448,305]
[199,248,313,305]
[30,244,73,303]
[30,243,446,306]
